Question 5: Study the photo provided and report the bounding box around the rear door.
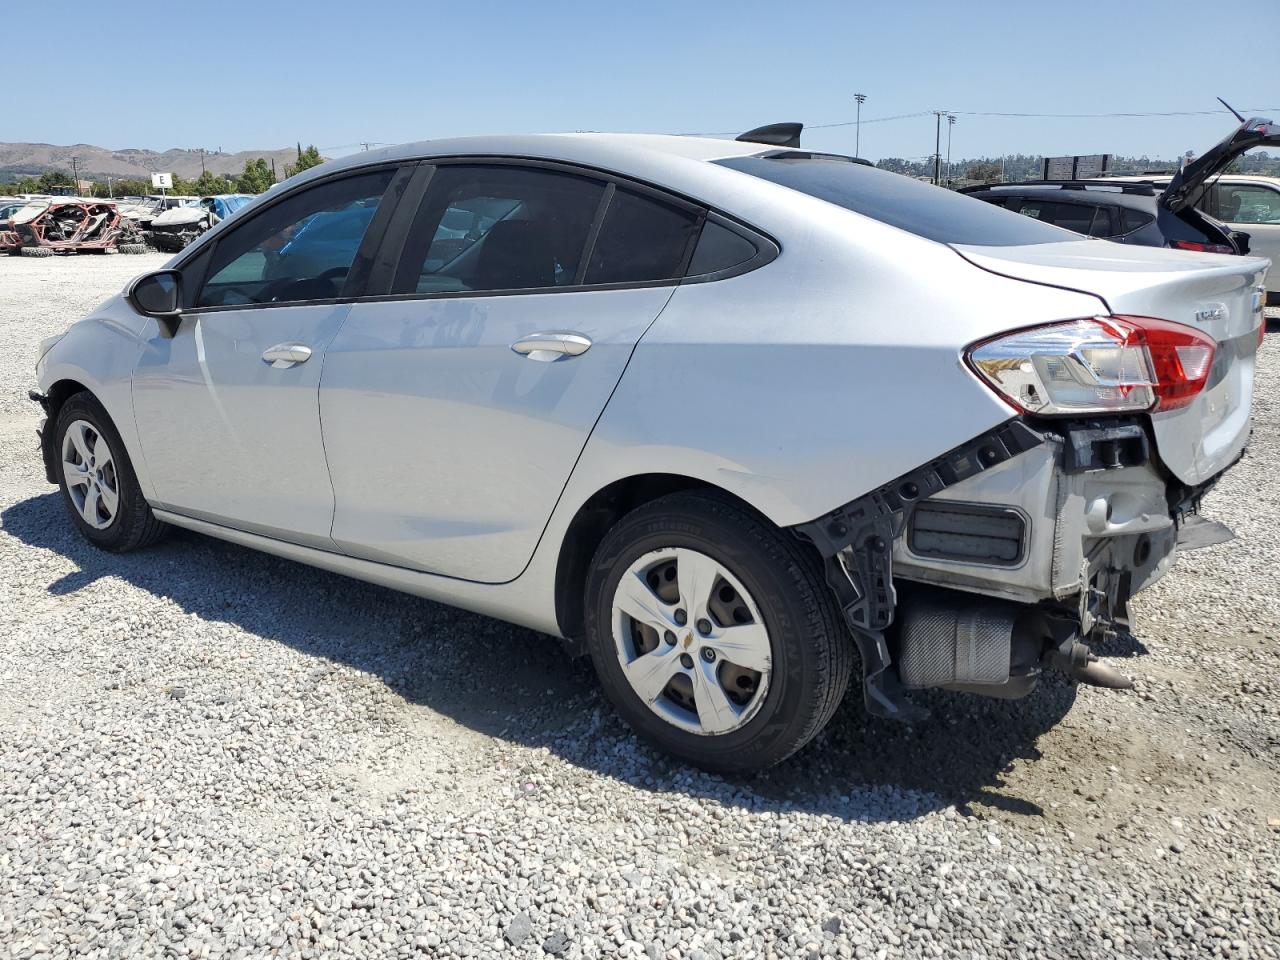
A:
[319,162,703,582]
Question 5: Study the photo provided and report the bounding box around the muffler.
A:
[894,591,1043,699]
[895,590,1135,698]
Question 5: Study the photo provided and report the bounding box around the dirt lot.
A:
[1,254,1278,959]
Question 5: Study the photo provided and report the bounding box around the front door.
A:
[320,163,704,582]
[131,167,399,548]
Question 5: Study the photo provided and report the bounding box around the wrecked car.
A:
[0,199,146,256]
[31,125,1268,772]
[148,194,253,251]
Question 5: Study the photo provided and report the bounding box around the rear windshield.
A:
[716,154,1077,246]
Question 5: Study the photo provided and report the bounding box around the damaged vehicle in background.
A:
[1,199,147,256]
[114,194,197,238]
[30,125,1268,771]
[148,194,253,251]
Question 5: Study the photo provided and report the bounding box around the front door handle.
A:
[262,343,313,369]
[510,332,592,362]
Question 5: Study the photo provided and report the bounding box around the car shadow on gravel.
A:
[5,491,1078,824]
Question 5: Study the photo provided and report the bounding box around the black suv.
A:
[961,115,1280,256]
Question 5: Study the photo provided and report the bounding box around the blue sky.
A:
[11,0,1279,162]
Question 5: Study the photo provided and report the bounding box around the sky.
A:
[9,0,1280,163]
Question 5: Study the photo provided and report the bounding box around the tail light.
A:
[966,315,1216,416]
[1171,239,1236,255]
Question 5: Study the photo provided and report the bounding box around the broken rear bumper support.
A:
[793,419,1045,722]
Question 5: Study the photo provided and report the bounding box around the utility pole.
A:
[945,114,956,186]
[107,176,113,199]
[70,156,79,194]
[932,113,942,185]
[199,148,206,175]
[854,93,866,158]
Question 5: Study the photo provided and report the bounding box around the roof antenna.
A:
[1217,97,1246,122]
[736,123,803,149]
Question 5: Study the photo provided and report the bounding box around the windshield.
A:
[716,154,1078,246]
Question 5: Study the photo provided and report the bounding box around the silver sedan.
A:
[31,128,1268,771]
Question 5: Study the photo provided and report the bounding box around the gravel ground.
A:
[1,254,1278,960]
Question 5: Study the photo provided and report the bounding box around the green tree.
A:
[966,161,1003,184]
[236,157,274,194]
[284,143,324,178]
[37,170,74,191]
[193,170,235,195]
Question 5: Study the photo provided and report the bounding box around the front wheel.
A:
[583,491,853,772]
[54,393,168,551]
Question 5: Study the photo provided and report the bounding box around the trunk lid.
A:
[1162,116,1280,213]
[954,240,1269,485]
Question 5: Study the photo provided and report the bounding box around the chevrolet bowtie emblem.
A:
[681,632,694,650]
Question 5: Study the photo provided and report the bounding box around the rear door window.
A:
[583,189,700,285]
[393,165,604,294]
[1007,198,1098,235]
[716,154,1075,245]
[1087,206,1117,238]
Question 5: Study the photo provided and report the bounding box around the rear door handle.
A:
[510,332,592,362]
[262,343,313,368]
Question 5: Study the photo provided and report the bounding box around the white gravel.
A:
[1,255,1278,959]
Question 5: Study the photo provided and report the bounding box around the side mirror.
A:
[127,269,183,337]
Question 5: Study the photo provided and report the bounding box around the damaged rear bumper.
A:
[793,416,1237,721]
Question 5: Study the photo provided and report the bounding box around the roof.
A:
[278,133,779,196]
[360,133,770,167]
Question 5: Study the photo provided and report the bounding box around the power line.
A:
[682,106,1280,138]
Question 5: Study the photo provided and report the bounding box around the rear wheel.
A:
[583,491,853,772]
[54,393,167,551]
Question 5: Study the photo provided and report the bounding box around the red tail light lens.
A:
[966,315,1216,416]
[1171,239,1235,255]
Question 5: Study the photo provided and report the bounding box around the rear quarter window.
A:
[716,155,1077,246]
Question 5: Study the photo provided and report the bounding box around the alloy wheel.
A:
[611,547,772,735]
[61,419,120,530]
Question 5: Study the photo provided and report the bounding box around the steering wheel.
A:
[263,266,351,303]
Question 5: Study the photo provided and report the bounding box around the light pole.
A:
[932,112,942,185]
[70,156,79,194]
[945,114,956,185]
[854,93,866,158]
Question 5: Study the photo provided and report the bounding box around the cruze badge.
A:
[1195,304,1227,324]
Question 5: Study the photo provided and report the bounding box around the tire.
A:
[20,245,53,258]
[583,490,853,772]
[53,393,168,552]
[117,243,147,255]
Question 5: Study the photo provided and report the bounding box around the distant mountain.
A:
[0,142,312,181]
